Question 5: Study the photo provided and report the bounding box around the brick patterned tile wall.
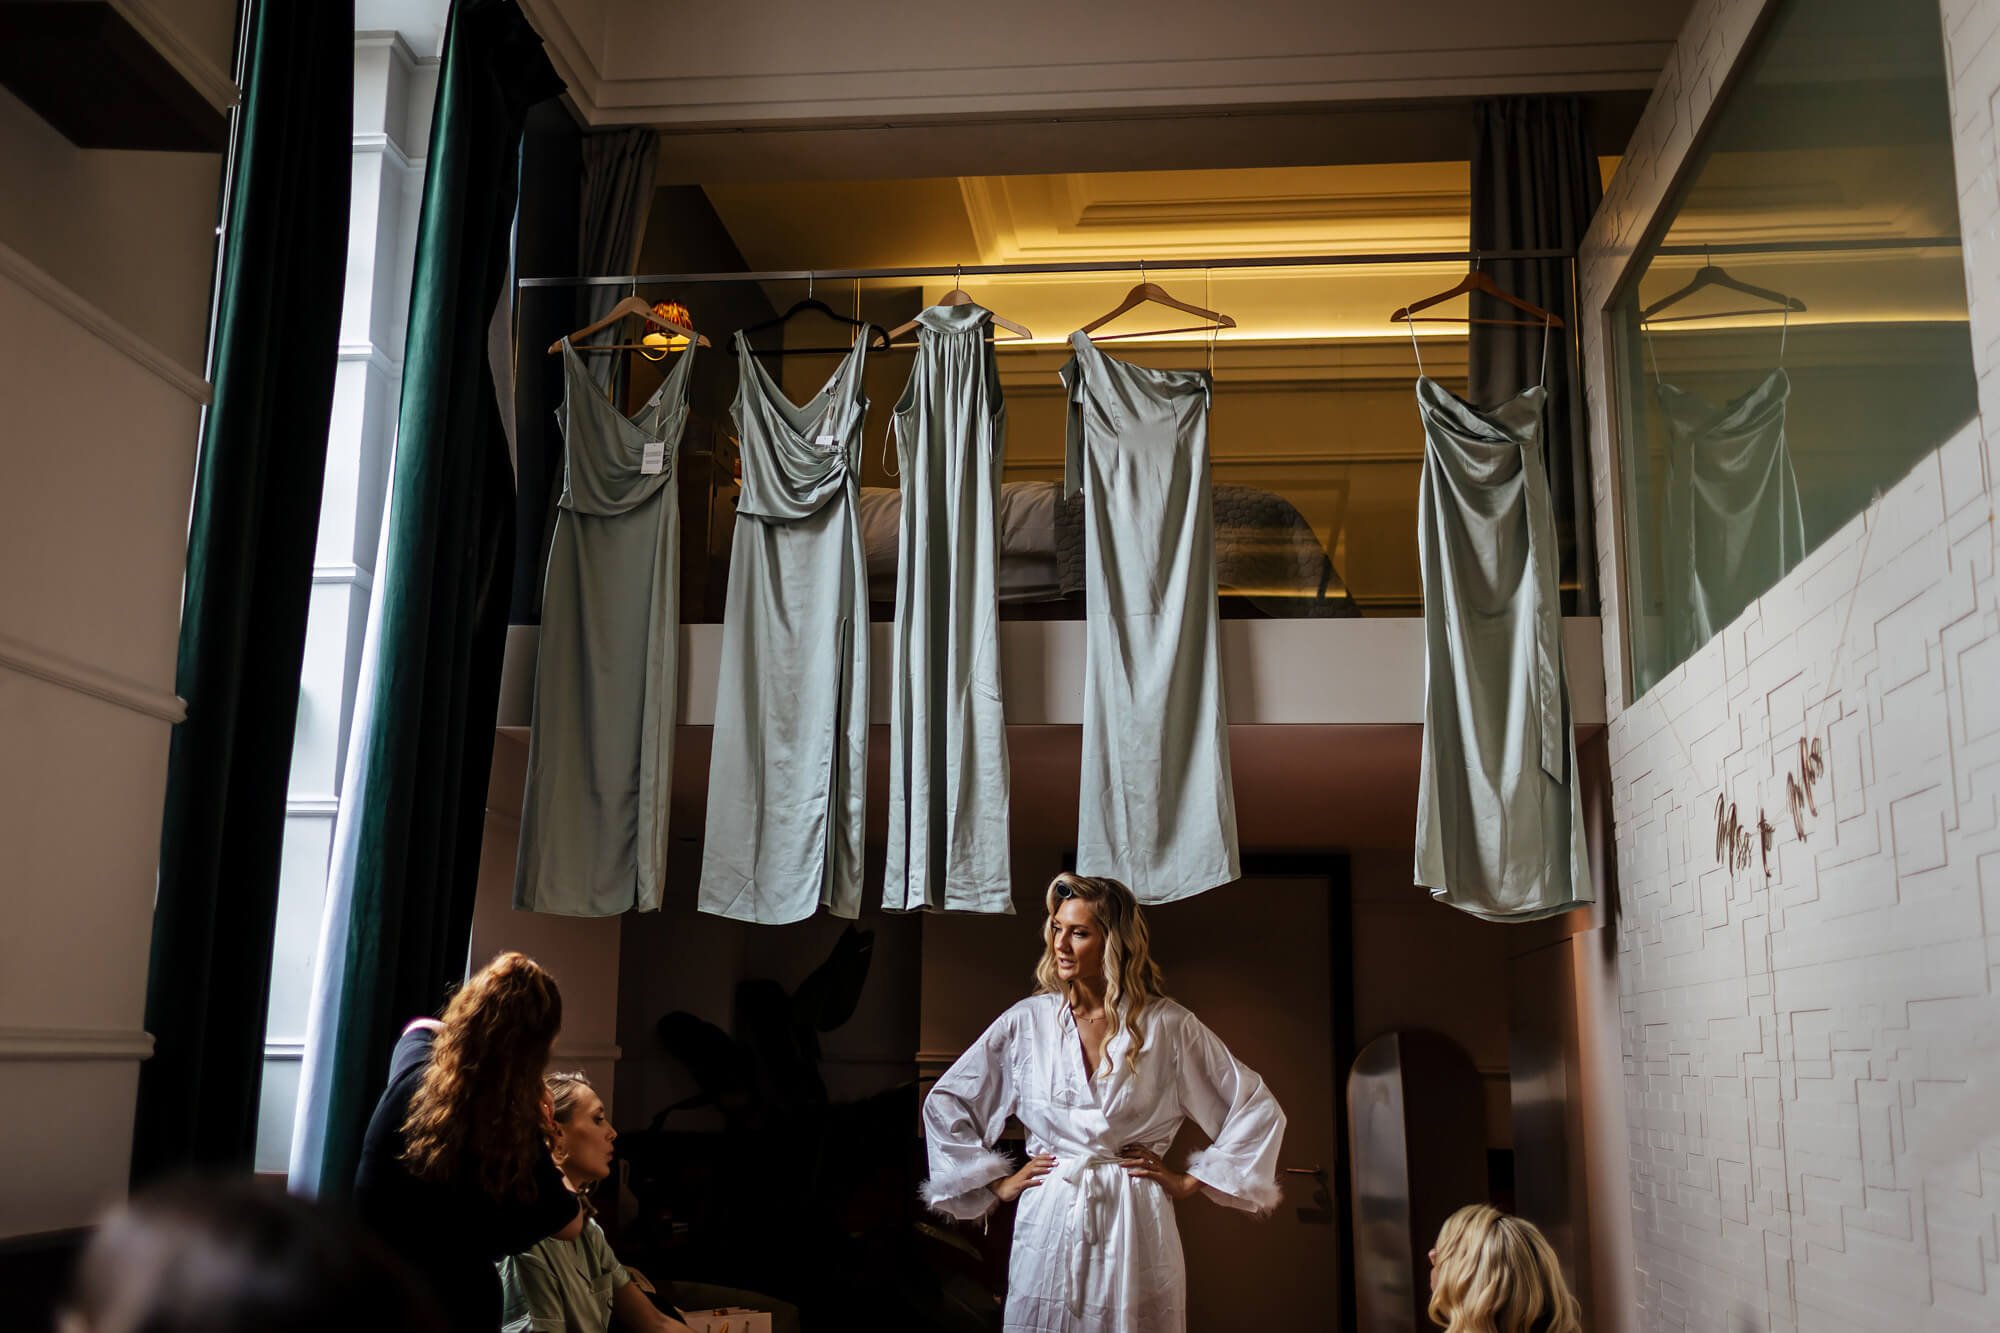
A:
[1578,0,2000,1327]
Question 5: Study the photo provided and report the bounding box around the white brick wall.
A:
[1579,0,2000,1328]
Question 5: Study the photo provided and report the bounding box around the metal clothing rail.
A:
[1651,235,1961,258]
[516,248,1577,290]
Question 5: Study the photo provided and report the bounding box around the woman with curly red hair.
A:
[354,951,584,1333]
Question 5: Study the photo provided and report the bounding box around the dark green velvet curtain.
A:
[129,0,355,1183]
[295,0,561,1198]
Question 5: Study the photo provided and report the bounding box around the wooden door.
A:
[1142,862,1348,1330]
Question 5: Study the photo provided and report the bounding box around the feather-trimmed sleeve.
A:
[1176,1010,1287,1215]
[919,1007,1022,1221]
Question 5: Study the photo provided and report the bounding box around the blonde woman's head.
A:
[543,1071,616,1187]
[1034,874,1166,1068]
[1427,1204,1580,1333]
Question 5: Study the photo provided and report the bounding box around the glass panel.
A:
[1609,0,1975,700]
[520,260,1587,624]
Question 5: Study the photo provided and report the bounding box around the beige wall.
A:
[0,0,235,1239]
[0,10,230,370]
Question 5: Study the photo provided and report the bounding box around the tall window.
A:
[253,23,434,1172]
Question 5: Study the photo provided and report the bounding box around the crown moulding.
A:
[0,0,232,153]
[517,0,1675,132]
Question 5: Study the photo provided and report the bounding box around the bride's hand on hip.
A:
[993,1154,1056,1203]
[1119,1146,1200,1200]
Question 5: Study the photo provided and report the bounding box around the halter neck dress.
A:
[883,303,1013,912]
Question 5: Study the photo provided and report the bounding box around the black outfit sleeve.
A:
[386,1026,435,1085]
[491,1150,581,1256]
[354,1027,435,1220]
[351,1023,579,1333]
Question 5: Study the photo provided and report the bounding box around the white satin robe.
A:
[921,994,1286,1332]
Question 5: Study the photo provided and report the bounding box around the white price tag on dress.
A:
[640,440,666,474]
[814,433,838,452]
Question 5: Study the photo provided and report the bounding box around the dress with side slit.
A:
[515,338,696,917]
[1408,322,1591,920]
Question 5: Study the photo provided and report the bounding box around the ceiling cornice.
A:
[517,0,1675,131]
[958,172,1474,265]
[111,0,238,111]
[518,0,602,119]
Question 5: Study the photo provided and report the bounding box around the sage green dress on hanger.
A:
[1410,337,1591,920]
[1657,369,1804,660]
[514,339,696,916]
[883,304,1012,913]
[1060,332,1239,904]
[699,332,871,923]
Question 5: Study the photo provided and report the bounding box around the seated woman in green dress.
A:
[499,1072,690,1333]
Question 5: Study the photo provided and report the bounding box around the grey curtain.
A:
[523,127,658,619]
[578,128,659,389]
[1468,96,1602,612]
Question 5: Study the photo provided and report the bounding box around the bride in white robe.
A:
[920,874,1287,1332]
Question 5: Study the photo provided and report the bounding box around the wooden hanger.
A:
[884,268,1033,343]
[549,294,709,354]
[730,273,889,357]
[1390,264,1562,329]
[1639,257,1806,325]
[1079,267,1235,341]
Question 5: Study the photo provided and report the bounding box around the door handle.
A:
[1284,1164,1335,1226]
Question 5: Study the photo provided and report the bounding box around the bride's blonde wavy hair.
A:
[1427,1204,1581,1333]
[1033,874,1166,1070]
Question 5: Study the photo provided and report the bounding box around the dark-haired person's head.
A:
[62,1177,442,1333]
[402,950,563,1200]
